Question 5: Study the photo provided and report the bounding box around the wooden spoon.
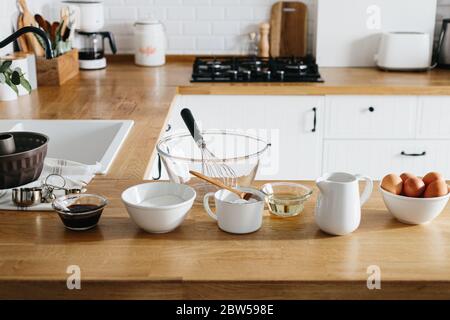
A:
[60,7,69,38]
[34,14,50,33]
[50,22,60,43]
[189,170,254,201]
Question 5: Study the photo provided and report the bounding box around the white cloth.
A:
[0,158,100,211]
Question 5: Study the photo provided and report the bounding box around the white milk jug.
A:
[315,172,373,236]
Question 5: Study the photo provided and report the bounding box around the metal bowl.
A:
[0,132,49,190]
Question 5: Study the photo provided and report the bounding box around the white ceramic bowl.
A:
[121,182,196,233]
[379,184,450,225]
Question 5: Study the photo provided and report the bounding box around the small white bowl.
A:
[379,184,450,225]
[122,182,196,233]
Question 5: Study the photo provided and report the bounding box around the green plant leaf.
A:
[0,60,12,73]
[20,77,32,94]
[11,71,21,86]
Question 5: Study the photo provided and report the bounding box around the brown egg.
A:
[424,179,449,198]
[381,174,403,195]
[400,172,416,183]
[403,177,426,197]
[422,172,443,187]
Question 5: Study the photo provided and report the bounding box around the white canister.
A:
[14,53,37,90]
[134,20,166,67]
[0,55,30,98]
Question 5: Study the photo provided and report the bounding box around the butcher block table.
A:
[1,59,450,299]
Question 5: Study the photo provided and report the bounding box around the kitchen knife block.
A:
[36,49,79,86]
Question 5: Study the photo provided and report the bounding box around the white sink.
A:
[0,120,134,174]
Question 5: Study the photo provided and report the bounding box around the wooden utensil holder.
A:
[36,49,79,86]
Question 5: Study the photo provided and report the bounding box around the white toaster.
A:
[375,32,432,71]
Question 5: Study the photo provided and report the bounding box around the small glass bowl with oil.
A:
[261,182,313,218]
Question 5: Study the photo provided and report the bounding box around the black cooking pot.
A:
[0,132,49,189]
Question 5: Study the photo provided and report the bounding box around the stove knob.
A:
[263,70,271,81]
[227,70,238,80]
[243,70,251,81]
[276,70,285,81]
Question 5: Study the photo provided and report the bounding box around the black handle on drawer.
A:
[311,107,317,132]
[401,151,427,157]
[368,106,375,112]
[152,154,162,180]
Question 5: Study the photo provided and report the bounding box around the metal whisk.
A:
[181,108,237,187]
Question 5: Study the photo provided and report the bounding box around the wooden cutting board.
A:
[270,1,308,57]
[17,0,45,57]
[17,13,30,52]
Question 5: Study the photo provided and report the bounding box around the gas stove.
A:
[191,55,323,83]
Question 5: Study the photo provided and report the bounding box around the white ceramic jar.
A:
[134,20,166,67]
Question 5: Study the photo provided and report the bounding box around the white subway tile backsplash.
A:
[196,6,225,20]
[225,7,253,20]
[168,36,196,50]
[109,7,138,20]
[123,0,152,5]
[165,21,183,35]
[0,0,448,55]
[167,7,196,20]
[212,21,241,35]
[196,36,225,50]
[183,22,211,35]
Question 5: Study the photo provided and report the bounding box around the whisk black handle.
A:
[181,108,203,144]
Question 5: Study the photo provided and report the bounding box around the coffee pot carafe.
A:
[436,18,450,68]
[77,31,117,70]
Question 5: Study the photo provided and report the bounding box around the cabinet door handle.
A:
[368,106,375,112]
[152,154,162,180]
[311,107,317,132]
[401,151,426,157]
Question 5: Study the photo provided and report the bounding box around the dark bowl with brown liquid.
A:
[52,194,108,231]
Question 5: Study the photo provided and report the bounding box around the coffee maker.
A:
[77,31,117,70]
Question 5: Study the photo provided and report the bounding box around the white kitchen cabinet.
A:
[151,95,325,180]
[324,96,417,139]
[323,140,450,180]
[417,96,450,139]
[150,94,450,182]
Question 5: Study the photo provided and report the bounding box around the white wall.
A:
[0,1,17,56]
[2,0,450,55]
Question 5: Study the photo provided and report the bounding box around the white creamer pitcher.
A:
[315,172,373,236]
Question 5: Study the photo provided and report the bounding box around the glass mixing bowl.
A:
[156,130,270,203]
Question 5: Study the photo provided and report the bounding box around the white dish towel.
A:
[0,158,101,211]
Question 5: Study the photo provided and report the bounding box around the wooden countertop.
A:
[1,60,450,299]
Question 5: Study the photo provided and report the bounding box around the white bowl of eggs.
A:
[380,172,450,225]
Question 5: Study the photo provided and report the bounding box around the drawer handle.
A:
[311,107,317,132]
[152,154,162,180]
[368,106,375,112]
[401,151,426,157]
